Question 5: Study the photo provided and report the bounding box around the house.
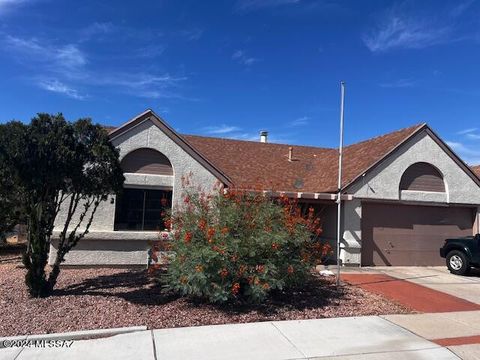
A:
[49,109,480,267]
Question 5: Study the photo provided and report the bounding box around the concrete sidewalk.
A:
[384,311,480,359]
[0,316,460,360]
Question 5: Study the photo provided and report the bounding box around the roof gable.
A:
[341,124,425,191]
[343,124,480,191]
[109,110,232,186]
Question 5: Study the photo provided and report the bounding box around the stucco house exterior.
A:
[50,109,480,267]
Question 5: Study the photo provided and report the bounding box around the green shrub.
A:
[156,183,330,304]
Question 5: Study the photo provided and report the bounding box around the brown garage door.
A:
[362,203,475,266]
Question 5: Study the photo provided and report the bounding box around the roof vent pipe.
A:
[288,146,293,161]
[260,130,268,143]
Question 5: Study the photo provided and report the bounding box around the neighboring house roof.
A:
[472,165,480,177]
[107,110,480,195]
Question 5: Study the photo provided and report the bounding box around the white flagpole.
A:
[336,81,346,287]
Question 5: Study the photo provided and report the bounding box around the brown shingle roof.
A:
[341,123,425,190]
[103,125,118,133]
[106,111,425,193]
[183,123,424,193]
[472,165,480,177]
[183,135,338,193]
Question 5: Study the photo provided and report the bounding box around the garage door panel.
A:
[374,225,472,237]
[372,249,440,266]
[362,203,474,266]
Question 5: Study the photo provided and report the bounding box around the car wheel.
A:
[446,250,470,275]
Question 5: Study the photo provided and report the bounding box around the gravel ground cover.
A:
[0,258,413,337]
[0,243,25,265]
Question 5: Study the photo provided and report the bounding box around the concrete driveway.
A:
[368,266,480,305]
[340,266,480,359]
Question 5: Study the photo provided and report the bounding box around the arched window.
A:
[115,148,173,231]
[121,148,173,176]
[400,162,445,192]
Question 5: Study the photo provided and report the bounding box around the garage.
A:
[361,202,475,266]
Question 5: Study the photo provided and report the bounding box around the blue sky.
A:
[1,0,480,164]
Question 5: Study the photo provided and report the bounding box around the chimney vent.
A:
[260,130,268,143]
[288,146,293,161]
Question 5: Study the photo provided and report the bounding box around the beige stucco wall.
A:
[51,125,480,267]
[49,239,150,266]
[50,116,220,265]
[339,130,480,266]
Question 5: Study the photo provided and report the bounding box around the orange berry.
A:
[219,268,229,278]
[184,232,192,243]
[198,219,207,231]
[231,282,240,295]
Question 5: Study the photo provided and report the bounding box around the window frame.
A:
[113,187,172,231]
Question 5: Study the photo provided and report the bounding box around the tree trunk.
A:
[47,252,63,292]
[23,203,52,297]
[23,233,50,297]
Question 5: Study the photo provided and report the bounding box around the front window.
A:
[114,188,172,231]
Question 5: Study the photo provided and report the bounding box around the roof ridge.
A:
[344,123,426,149]
[106,122,426,151]
[184,123,426,150]
[182,133,336,151]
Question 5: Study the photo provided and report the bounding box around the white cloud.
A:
[0,0,30,14]
[226,132,293,143]
[363,4,456,53]
[449,124,480,164]
[232,50,259,66]
[447,140,480,165]
[235,0,300,12]
[201,124,293,143]
[3,34,188,100]
[54,44,87,69]
[0,0,22,7]
[457,128,478,135]
[288,116,310,127]
[37,79,86,100]
[91,72,188,99]
[203,125,242,135]
[450,0,475,18]
[131,45,165,59]
[455,127,480,140]
[232,50,244,59]
[466,133,480,140]
[5,35,87,76]
[79,22,115,42]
